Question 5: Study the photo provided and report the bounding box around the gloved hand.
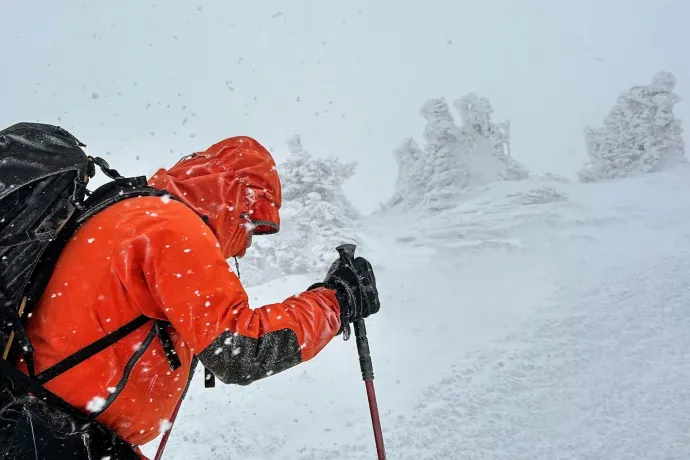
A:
[309,256,380,333]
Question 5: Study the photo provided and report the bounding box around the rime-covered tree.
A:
[578,71,686,182]
[453,93,529,185]
[419,98,468,207]
[412,95,530,210]
[388,137,428,208]
[281,135,358,219]
[241,135,358,285]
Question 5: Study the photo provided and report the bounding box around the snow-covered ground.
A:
[142,166,690,460]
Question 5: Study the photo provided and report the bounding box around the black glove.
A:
[309,256,381,333]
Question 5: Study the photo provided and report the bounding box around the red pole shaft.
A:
[365,380,386,460]
[154,392,184,460]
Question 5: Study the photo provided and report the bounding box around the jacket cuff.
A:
[306,284,344,335]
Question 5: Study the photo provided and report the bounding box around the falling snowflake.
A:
[161,195,172,204]
[86,396,107,413]
[159,419,173,434]
[87,238,96,244]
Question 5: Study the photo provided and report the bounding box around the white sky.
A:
[2,0,688,213]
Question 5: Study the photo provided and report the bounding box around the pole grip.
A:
[336,244,357,341]
[354,319,374,381]
[336,243,356,262]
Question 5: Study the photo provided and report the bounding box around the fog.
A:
[2,0,688,212]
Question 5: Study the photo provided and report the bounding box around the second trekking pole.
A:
[336,244,387,460]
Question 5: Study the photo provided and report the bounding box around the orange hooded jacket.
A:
[19,136,341,452]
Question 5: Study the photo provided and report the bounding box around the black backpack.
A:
[0,122,200,459]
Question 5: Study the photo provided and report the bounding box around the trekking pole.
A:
[154,393,183,460]
[154,357,199,460]
[336,244,387,460]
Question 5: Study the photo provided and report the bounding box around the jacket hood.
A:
[148,136,282,258]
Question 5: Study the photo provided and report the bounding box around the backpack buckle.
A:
[71,176,89,206]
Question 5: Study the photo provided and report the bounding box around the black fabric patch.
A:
[197,329,302,385]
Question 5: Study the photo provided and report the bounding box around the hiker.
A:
[1,129,380,459]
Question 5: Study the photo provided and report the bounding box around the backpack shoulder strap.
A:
[18,176,182,381]
[9,169,205,401]
[24,175,172,309]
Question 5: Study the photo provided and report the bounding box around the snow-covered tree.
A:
[453,93,529,184]
[419,98,468,207]
[578,71,686,182]
[385,95,529,211]
[241,135,359,285]
[388,137,427,208]
[281,135,358,219]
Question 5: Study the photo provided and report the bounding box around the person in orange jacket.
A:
[21,136,380,457]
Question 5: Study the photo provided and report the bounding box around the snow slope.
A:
[142,166,690,460]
